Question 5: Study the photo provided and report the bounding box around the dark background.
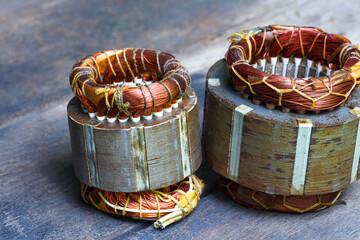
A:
[1,0,360,239]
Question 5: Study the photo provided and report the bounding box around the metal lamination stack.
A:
[68,88,201,193]
[203,59,360,212]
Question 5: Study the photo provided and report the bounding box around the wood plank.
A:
[2,0,360,239]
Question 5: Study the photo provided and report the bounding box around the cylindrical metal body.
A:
[68,88,201,192]
[203,59,360,196]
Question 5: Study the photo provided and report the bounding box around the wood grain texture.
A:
[2,0,360,239]
[204,59,360,195]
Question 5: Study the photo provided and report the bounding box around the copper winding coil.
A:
[220,178,342,213]
[81,174,204,229]
[225,25,360,111]
[69,49,202,228]
[69,48,191,119]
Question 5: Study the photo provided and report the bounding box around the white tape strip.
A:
[208,78,221,87]
[350,107,360,183]
[228,104,253,181]
[291,119,312,195]
[179,112,191,178]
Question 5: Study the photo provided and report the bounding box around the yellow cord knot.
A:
[95,85,112,108]
[114,85,132,116]
[228,27,269,62]
[227,26,266,43]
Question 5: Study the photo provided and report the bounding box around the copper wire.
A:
[226,25,360,111]
[81,177,196,220]
[220,178,342,213]
[69,48,190,117]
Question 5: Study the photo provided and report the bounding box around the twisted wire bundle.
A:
[69,48,191,119]
[226,25,360,111]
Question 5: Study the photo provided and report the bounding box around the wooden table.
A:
[1,1,360,239]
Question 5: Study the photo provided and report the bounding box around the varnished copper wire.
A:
[220,178,342,213]
[226,25,360,111]
[82,178,192,219]
[69,48,191,117]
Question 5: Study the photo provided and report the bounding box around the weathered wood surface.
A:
[1,0,360,239]
[204,59,360,196]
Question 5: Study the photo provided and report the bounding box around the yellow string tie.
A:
[95,85,112,108]
[122,195,130,216]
